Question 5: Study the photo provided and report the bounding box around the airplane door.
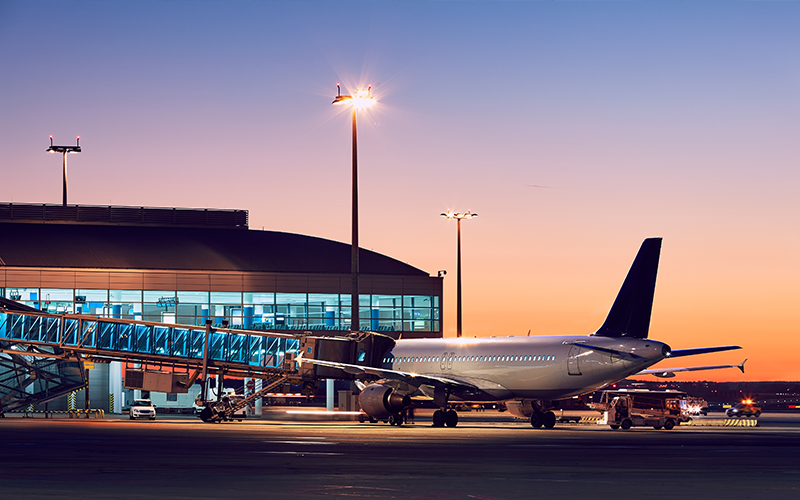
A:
[567,345,582,376]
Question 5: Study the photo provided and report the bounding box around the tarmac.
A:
[1,410,799,499]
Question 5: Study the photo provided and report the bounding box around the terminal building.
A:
[0,202,443,413]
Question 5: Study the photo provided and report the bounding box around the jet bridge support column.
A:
[200,320,212,405]
[254,378,262,416]
[326,379,334,411]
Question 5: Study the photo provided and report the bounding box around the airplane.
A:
[304,238,743,428]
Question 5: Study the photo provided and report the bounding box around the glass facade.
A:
[3,287,440,333]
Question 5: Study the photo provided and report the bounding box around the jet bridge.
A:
[0,305,395,417]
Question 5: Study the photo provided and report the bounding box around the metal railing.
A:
[0,307,301,374]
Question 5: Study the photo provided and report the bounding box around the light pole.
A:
[441,210,478,338]
[333,83,374,332]
[46,135,81,206]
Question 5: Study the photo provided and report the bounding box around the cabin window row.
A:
[384,355,556,363]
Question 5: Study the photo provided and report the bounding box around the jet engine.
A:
[359,384,410,418]
[505,400,533,419]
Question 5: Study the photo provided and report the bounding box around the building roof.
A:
[0,203,248,229]
[0,222,427,276]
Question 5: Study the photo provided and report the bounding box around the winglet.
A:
[738,358,747,374]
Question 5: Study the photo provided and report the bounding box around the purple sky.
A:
[1,1,799,380]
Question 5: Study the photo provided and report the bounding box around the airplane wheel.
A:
[664,419,675,430]
[432,410,445,427]
[199,406,214,423]
[621,418,632,430]
[530,413,543,429]
[445,410,458,428]
[388,414,403,426]
[543,411,557,429]
[609,424,620,430]
[653,425,662,430]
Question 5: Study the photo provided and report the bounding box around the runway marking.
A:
[252,450,344,456]
[286,485,475,498]
[267,440,338,445]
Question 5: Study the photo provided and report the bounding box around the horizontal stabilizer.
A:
[667,345,741,358]
[638,359,747,378]
[595,238,661,339]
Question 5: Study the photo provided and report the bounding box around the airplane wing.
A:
[637,359,746,378]
[299,357,478,389]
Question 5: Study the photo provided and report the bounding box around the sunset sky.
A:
[1,1,798,381]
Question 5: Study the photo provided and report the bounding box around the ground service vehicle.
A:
[726,400,761,418]
[129,399,156,420]
[685,397,709,416]
[196,389,247,422]
[594,390,692,430]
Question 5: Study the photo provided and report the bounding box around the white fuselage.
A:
[384,335,670,402]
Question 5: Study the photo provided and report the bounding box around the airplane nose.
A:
[663,344,672,357]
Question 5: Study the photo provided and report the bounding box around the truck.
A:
[591,390,694,430]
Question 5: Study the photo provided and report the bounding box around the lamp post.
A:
[333,84,374,332]
[441,210,478,338]
[46,135,81,206]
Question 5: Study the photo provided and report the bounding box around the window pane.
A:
[177,291,209,303]
[275,294,307,329]
[308,293,339,307]
[144,290,176,303]
[75,289,109,316]
[41,288,73,301]
[40,288,73,314]
[245,292,275,306]
[210,292,242,305]
[75,289,108,302]
[374,295,401,306]
[109,294,142,320]
[110,290,142,303]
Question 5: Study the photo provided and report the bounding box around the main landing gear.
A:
[432,409,458,428]
[530,408,557,429]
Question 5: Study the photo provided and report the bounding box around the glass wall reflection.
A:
[2,287,439,333]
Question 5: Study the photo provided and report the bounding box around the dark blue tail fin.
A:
[594,238,662,339]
